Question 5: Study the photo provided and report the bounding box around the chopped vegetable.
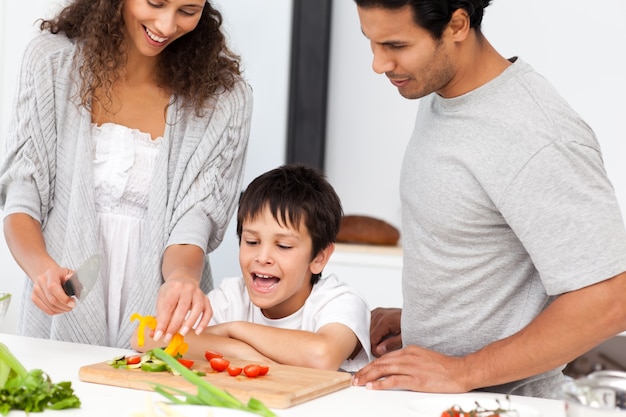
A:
[441,398,515,417]
[176,358,194,369]
[204,350,223,361]
[150,348,277,417]
[108,351,205,376]
[209,358,230,372]
[0,342,80,415]
[243,365,262,378]
[227,366,242,376]
[131,313,158,347]
[164,333,188,357]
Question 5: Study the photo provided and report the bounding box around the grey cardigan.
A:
[0,32,253,348]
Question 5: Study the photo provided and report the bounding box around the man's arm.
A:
[353,271,626,392]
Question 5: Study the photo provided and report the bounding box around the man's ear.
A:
[448,8,471,41]
[310,243,335,275]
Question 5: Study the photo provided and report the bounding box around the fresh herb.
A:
[441,397,517,417]
[150,348,277,417]
[0,342,81,415]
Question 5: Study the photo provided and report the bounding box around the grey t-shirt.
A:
[399,58,626,397]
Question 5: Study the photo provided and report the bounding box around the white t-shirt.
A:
[208,273,371,372]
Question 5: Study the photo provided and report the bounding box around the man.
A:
[351,0,626,398]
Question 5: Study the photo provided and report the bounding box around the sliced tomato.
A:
[226,366,242,376]
[125,355,142,365]
[243,364,262,378]
[209,357,230,372]
[204,350,224,361]
[257,365,269,376]
[177,358,194,369]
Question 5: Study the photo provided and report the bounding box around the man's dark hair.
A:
[354,0,492,39]
[237,164,343,284]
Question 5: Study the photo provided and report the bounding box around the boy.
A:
[135,164,371,372]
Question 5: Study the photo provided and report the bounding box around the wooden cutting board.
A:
[79,357,352,409]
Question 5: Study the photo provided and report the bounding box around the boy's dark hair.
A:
[236,164,343,284]
[354,0,492,39]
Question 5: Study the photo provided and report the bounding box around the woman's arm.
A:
[3,213,75,314]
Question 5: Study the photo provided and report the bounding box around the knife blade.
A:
[63,255,101,301]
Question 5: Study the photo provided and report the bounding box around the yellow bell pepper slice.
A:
[164,333,188,356]
[130,313,157,347]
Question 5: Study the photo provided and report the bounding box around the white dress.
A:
[92,123,163,343]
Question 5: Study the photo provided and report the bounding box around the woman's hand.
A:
[155,244,212,343]
[154,276,213,343]
[31,264,76,315]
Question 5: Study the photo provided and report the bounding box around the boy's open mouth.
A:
[252,273,280,290]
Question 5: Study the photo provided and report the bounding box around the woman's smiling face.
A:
[239,205,328,319]
[122,0,205,57]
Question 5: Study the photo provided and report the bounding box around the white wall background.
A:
[2,1,626,332]
[326,1,626,234]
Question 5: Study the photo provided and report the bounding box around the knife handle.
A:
[62,279,76,297]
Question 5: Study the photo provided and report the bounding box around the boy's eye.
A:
[277,244,292,250]
[245,240,258,246]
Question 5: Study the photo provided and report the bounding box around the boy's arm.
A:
[207,321,359,370]
[131,324,274,363]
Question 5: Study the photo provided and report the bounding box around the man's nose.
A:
[371,46,394,74]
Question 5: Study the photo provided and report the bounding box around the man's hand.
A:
[370,307,402,357]
[352,344,469,393]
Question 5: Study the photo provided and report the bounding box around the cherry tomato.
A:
[258,365,269,376]
[209,357,230,372]
[204,350,224,361]
[177,358,194,369]
[125,355,142,365]
[243,364,262,378]
[227,366,242,376]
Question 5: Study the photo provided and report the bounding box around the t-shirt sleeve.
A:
[500,140,626,295]
[305,275,372,366]
[207,277,249,325]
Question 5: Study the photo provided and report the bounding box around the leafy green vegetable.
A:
[150,348,277,417]
[0,342,81,415]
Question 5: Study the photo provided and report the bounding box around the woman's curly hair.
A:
[39,0,241,116]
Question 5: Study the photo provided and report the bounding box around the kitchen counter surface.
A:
[0,333,567,417]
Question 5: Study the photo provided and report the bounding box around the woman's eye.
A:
[179,9,197,16]
[147,0,163,8]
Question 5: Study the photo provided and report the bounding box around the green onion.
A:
[150,348,277,417]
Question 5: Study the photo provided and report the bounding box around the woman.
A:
[0,0,252,348]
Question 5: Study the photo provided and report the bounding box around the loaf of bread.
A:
[336,215,400,246]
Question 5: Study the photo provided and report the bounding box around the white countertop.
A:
[0,333,567,417]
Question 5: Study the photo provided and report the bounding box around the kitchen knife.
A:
[62,255,100,301]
